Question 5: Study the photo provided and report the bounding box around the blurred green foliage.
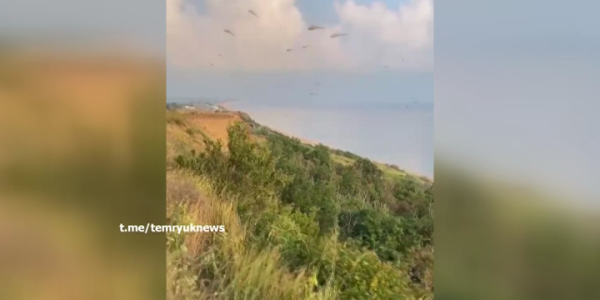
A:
[435,162,600,300]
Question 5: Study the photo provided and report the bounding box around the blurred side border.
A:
[0,30,166,300]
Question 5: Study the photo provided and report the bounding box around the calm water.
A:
[231,102,434,178]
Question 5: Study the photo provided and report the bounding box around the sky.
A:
[166,0,434,108]
[167,0,433,73]
[167,0,434,177]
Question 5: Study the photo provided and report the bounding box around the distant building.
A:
[204,103,225,112]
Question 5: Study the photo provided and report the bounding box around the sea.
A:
[230,101,434,178]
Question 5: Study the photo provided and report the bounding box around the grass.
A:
[166,111,211,170]
[166,110,433,300]
[167,110,185,126]
[166,170,339,300]
[331,153,354,166]
[377,162,408,179]
[332,153,410,181]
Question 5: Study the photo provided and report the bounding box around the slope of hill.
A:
[168,109,431,183]
[166,109,434,300]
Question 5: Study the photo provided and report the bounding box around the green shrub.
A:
[339,209,423,262]
[314,239,413,300]
[170,116,434,300]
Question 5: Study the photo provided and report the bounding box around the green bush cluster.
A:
[174,120,434,299]
[315,242,413,300]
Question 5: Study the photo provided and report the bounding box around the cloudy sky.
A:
[167,0,433,107]
[167,0,432,72]
[167,0,434,177]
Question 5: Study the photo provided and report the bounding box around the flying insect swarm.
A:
[224,29,235,37]
[248,10,259,18]
[330,33,347,38]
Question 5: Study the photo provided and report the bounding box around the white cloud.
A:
[167,0,433,72]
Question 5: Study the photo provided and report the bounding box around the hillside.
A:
[167,109,432,183]
[166,109,434,300]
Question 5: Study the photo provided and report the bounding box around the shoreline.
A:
[225,105,433,182]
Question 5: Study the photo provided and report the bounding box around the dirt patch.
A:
[183,112,244,147]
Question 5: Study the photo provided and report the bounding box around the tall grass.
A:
[166,170,338,300]
[166,113,433,300]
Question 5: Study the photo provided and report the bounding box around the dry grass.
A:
[165,169,338,300]
[184,111,243,148]
[166,112,207,170]
[166,110,266,164]
[167,169,243,258]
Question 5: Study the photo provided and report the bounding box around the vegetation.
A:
[167,110,434,300]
